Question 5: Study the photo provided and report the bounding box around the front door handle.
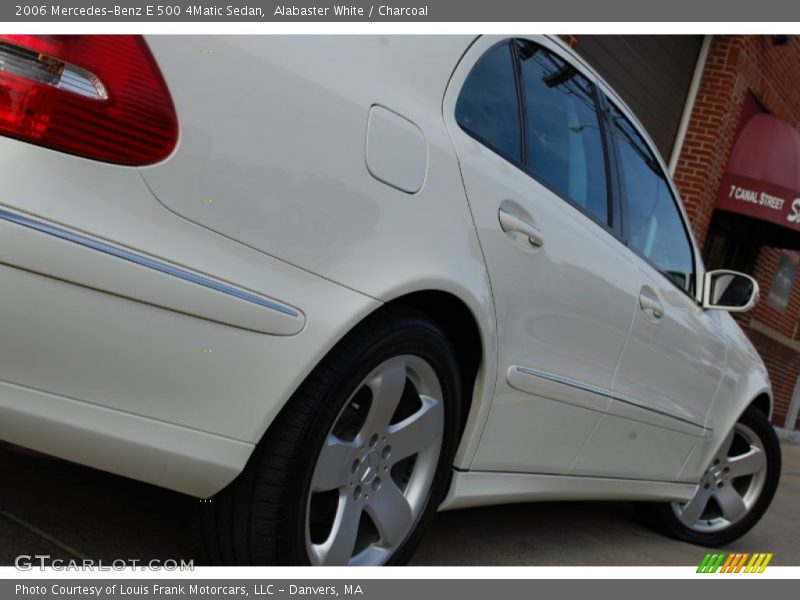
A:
[639,288,664,319]
[498,207,544,247]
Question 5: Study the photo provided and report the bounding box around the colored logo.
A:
[697,552,773,573]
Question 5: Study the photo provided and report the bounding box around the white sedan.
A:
[0,34,780,565]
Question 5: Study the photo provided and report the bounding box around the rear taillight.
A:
[0,35,177,165]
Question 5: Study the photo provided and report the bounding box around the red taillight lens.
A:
[0,35,177,165]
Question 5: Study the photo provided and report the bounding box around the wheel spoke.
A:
[679,486,712,526]
[304,354,445,565]
[366,481,414,547]
[715,428,736,461]
[311,436,359,492]
[363,358,408,435]
[313,494,362,566]
[672,421,768,533]
[727,447,766,479]
[716,485,748,522]
[387,396,443,463]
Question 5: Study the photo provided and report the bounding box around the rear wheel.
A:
[201,308,462,565]
[641,405,781,547]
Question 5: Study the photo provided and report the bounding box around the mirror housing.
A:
[702,270,760,312]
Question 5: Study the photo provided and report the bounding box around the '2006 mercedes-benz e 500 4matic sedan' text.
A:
[0,34,781,565]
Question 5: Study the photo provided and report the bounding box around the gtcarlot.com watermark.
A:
[15,554,194,571]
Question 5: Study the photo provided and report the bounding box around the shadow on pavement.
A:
[1,442,797,566]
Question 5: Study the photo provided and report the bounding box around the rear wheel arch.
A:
[749,392,773,422]
[381,290,485,437]
[201,302,467,564]
[246,287,489,472]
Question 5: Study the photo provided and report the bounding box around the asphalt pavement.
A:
[0,441,797,567]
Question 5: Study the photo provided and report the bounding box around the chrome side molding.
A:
[509,365,710,432]
[0,208,302,319]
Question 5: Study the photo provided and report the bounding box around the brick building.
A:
[567,35,800,431]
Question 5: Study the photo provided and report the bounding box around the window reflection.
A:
[517,40,609,225]
[609,103,694,293]
[455,42,522,162]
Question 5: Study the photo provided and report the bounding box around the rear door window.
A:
[455,41,522,163]
[516,40,610,226]
[607,101,695,293]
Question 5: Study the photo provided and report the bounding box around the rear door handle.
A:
[639,288,664,320]
[498,206,544,247]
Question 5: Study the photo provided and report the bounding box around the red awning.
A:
[716,113,800,234]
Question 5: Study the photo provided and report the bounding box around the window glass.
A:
[516,40,609,225]
[455,42,522,162]
[608,102,695,293]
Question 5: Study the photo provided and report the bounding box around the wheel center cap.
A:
[358,450,381,485]
[708,464,725,483]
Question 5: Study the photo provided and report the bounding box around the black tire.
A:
[200,307,462,565]
[639,405,781,547]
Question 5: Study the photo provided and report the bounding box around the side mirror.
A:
[702,270,760,312]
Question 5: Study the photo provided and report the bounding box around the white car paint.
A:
[0,35,770,508]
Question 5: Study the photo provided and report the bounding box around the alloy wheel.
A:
[671,423,768,532]
[304,354,444,565]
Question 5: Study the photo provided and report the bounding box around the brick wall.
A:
[559,34,578,49]
[747,328,800,428]
[745,248,800,426]
[750,248,800,341]
[671,36,800,427]
[673,36,800,251]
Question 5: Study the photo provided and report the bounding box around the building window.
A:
[767,251,800,312]
[703,211,762,273]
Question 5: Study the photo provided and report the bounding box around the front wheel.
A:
[641,405,781,547]
[201,308,462,565]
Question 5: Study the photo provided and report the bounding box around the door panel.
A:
[444,37,640,474]
[569,414,699,480]
[466,154,640,473]
[569,94,723,480]
[608,95,725,435]
[571,261,723,480]
[614,262,725,430]
[570,262,722,480]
